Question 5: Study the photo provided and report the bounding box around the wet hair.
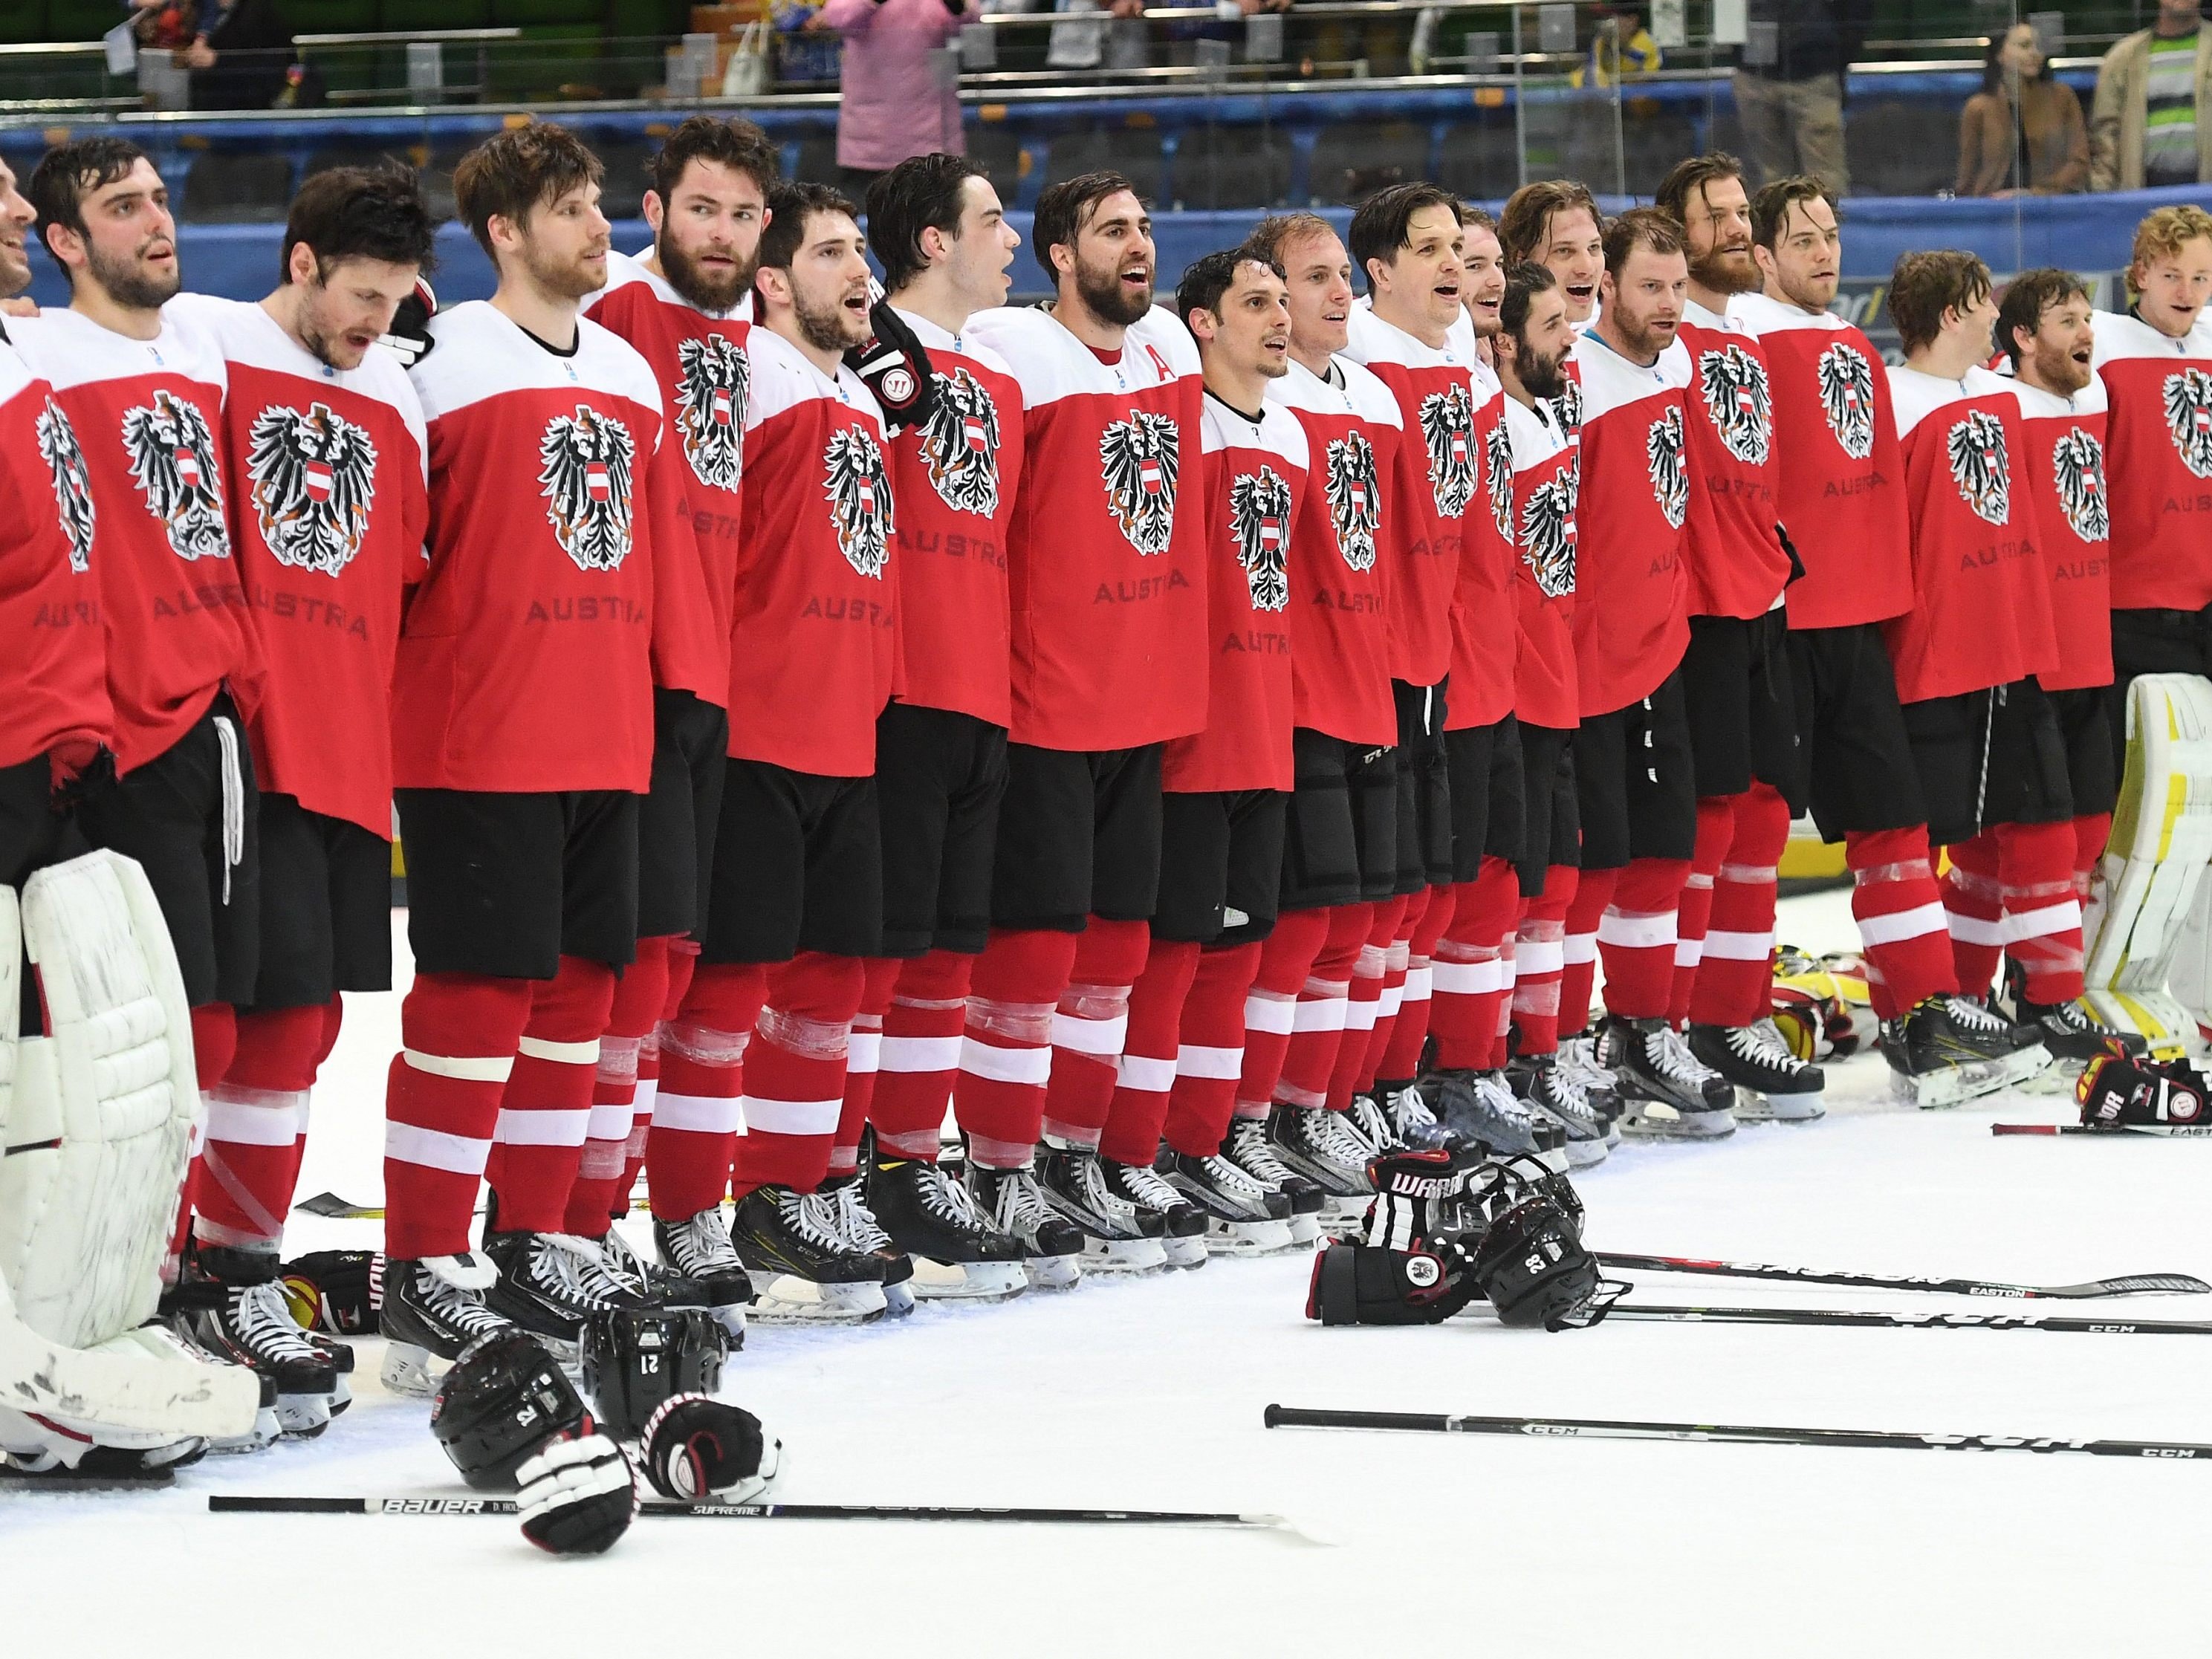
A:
[1498,178,1599,266]
[1654,152,1744,231]
[1245,211,1339,269]
[28,136,153,259]
[1347,184,1464,286]
[1033,169,1141,284]
[453,123,602,259]
[1889,249,1994,355]
[869,152,987,293]
[648,114,779,206]
[756,179,858,279]
[1175,246,1283,331]
[1601,207,1686,278]
[1499,259,1560,341]
[279,163,437,285]
[1750,175,1840,253]
[1995,267,2089,366]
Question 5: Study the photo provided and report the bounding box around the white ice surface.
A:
[6,887,2211,1658]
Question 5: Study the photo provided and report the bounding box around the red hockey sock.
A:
[1559,865,1615,1037]
[731,952,866,1196]
[871,949,973,1160]
[1687,782,1790,1028]
[1672,797,1735,1025]
[620,943,696,1208]
[953,926,1080,1166]
[198,1000,333,1247]
[828,957,904,1177]
[1329,903,1402,1108]
[2000,818,2086,1004]
[2072,811,2112,892]
[1162,941,1265,1157]
[484,956,617,1236]
[1275,902,1369,1108]
[1846,825,1955,1020]
[383,972,536,1260]
[1373,887,1448,1085]
[1097,937,1201,1166]
[1233,906,1329,1118]
[1513,866,1577,1056]
[1431,857,1518,1071]
[1040,918,1151,1147]
[649,960,765,1222]
[1596,857,1688,1020]
[1940,831,2007,998]
[563,938,670,1237]
[191,1001,236,1094]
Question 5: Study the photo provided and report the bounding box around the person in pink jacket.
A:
[809,0,978,191]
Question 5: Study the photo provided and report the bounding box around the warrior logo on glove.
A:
[673,334,749,493]
[918,367,1002,516]
[1100,409,1181,555]
[824,424,894,577]
[1323,429,1380,572]
[538,405,637,572]
[1947,409,2011,526]
[1815,340,1877,460]
[2164,368,2212,481]
[245,402,379,577]
[1647,404,1689,530]
[123,389,230,562]
[1485,417,1514,542]
[36,397,94,574]
[2051,426,2109,543]
[1520,469,1577,599]
[1418,383,1478,519]
[1230,465,1294,613]
[1698,343,1771,465]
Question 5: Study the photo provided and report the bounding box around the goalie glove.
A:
[637,1392,782,1502]
[377,276,437,369]
[845,292,935,433]
[2076,1047,2212,1132]
[516,1431,638,1555]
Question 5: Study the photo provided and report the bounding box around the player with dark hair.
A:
[951,172,1204,1279]
[1651,151,1821,1119]
[1499,178,1604,329]
[577,117,776,1328]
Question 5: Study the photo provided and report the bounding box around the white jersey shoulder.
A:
[1343,303,1467,373]
[891,306,1016,380]
[1887,363,2010,441]
[965,304,1186,408]
[1502,393,1569,470]
[1267,353,1403,428]
[1683,298,1751,335]
[12,305,227,396]
[1572,331,1690,420]
[1200,394,1310,470]
[1446,307,1478,362]
[2005,374,2109,421]
[410,302,664,431]
[2091,308,2212,368]
[1729,291,1852,339]
[1129,304,1201,376]
[0,334,39,409]
[745,323,885,435]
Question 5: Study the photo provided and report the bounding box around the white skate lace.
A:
[1646,1025,1724,1091]
[1729,1019,1813,1077]
[915,1163,990,1227]
[978,1166,1060,1236]
[531,1234,637,1312]
[1347,1094,1399,1153]
[780,1188,860,1254]
[1300,1106,1377,1170]
[1112,1160,1187,1213]
[1942,995,2014,1035]
[1535,1068,1601,1132]
[415,1264,506,1340]
[665,1210,743,1274]
[229,1280,326,1366]
[597,1227,658,1292]
[1074,1154,1144,1223]
[1475,1072,1535,1126]
[1225,1119,1298,1187]
[1557,1038,1618,1096]
[1386,1085,1441,1132]
[1200,1154,1272,1200]
[826,1182,895,1252]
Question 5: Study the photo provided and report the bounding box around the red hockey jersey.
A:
[726,326,894,777]
[0,334,109,773]
[2004,376,2112,692]
[400,302,662,793]
[880,308,1022,730]
[1503,393,1579,732]
[2091,310,2212,612]
[1441,361,1517,732]
[1678,300,1792,620]
[1164,395,1310,794]
[583,250,746,709]
[1569,331,1692,718]
[1884,366,2059,704]
[1731,292,1912,631]
[170,294,427,838]
[1343,304,1476,691]
[1264,353,1399,747]
[10,306,250,776]
[962,305,1205,752]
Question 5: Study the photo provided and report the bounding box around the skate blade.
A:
[1163,1237,1210,1271]
[329,1374,353,1413]
[1891,1043,2054,1110]
[1081,1236,1171,1274]
[1618,1102,1736,1139]
[378,1341,441,1398]
[906,1257,1029,1302]
[1022,1254,1083,1291]
[1317,1195,1371,1242]
[745,1275,889,1326]
[1204,1218,1296,1257]
[1285,1214,1321,1247]
[1733,1087,1826,1123]
[274,1393,333,1438]
[1556,1137,1609,1167]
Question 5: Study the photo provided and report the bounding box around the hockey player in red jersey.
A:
[952,174,1205,1281]
[377,125,672,1388]
[578,117,777,1328]
[1884,250,2064,1102]
[1733,177,2043,1107]
[159,168,434,1432]
[826,154,1031,1298]
[1652,152,1824,1121]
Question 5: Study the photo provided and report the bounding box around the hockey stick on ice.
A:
[1262,1404,2212,1461]
[1991,1123,2212,1138]
[1602,1302,2212,1335]
[294,1192,654,1221]
[208,1496,1305,1531]
[1594,1253,2209,1299]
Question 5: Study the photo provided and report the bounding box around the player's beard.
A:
[1516,336,1568,401]
[1074,250,1152,327]
[1611,305,1677,363]
[524,239,606,303]
[658,231,755,314]
[2031,334,2092,396]
[794,282,865,354]
[88,234,178,311]
[1690,242,1759,297]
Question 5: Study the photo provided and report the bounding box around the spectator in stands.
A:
[809,0,979,195]
[2090,0,2212,191]
[178,0,296,110]
[1730,0,1869,199]
[1955,22,2088,196]
[127,0,198,51]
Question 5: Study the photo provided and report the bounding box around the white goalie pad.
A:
[2081,674,2212,1058]
[0,852,257,1440]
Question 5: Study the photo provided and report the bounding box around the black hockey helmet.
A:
[429,1330,591,1491]
[1470,1196,1606,1331]
[580,1307,727,1441]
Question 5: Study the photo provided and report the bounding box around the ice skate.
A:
[1102,1156,1210,1269]
[1505,1052,1612,1166]
[652,1209,755,1343]
[1036,1140,1170,1273]
[1595,1014,1738,1138]
[145,1318,282,1452]
[961,1160,1086,1290]
[820,1174,918,1317]
[482,1229,655,1357]
[1343,1091,1407,1159]
[1222,1117,1325,1246]
[1159,1149,1295,1256]
[727,1185,891,1325]
[1420,1068,1548,1157]
[178,1244,338,1439]
[1884,994,2053,1108]
[1557,1034,1626,1126]
[1262,1104,1376,1239]
[1688,1019,1827,1121]
[2015,996,2150,1065]
[378,1253,514,1397]
[1379,1082,1453,1151]
[867,1159,1028,1302]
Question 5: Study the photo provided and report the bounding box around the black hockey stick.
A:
[1604,1302,2212,1335]
[1262,1404,2212,1461]
[294,1192,653,1221]
[1594,1252,2210,1300]
[208,1495,1299,1530]
[1991,1123,2212,1138]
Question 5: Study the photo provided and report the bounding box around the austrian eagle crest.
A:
[1100,408,1181,555]
[2051,426,2108,544]
[824,423,893,578]
[37,397,94,574]
[1228,464,1293,612]
[1323,430,1380,572]
[1519,465,1577,599]
[1647,404,1688,530]
[1698,342,1771,465]
[1547,377,1583,441]
[538,404,637,572]
[121,389,228,562]
[917,366,1002,516]
[1485,415,1514,542]
[2164,367,2212,481]
[245,401,378,577]
[1418,383,1477,519]
[1947,409,2011,525]
[1815,340,1876,460]
[672,334,748,493]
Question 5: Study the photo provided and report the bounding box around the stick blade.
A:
[294,1191,377,1218]
[2075,1273,2212,1297]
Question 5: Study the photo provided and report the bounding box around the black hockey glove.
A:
[1306,1235,1485,1326]
[2077,1047,2211,1131]
[516,1432,639,1555]
[279,1248,382,1335]
[1361,1145,1479,1250]
[638,1392,782,1502]
[377,276,437,369]
[846,296,936,432]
